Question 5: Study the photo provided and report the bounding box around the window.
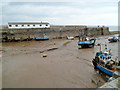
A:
[15,25,18,27]
[33,25,35,26]
[9,25,12,27]
[22,25,24,27]
[28,25,30,26]
[46,24,48,26]
[40,25,42,26]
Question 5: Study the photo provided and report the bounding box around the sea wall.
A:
[1,25,110,42]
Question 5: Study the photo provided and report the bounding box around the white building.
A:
[8,22,50,29]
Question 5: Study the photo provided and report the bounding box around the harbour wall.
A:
[1,25,110,42]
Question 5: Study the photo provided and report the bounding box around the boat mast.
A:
[99,44,108,52]
[100,45,101,52]
[105,44,107,51]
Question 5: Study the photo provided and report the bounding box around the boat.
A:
[0,49,5,51]
[35,36,49,41]
[78,37,96,49]
[67,36,74,40]
[108,36,119,42]
[92,45,120,77]
[92,59,114,77]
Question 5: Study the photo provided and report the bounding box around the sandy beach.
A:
[2,35,118,88]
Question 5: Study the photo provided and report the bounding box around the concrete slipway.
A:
[100,77,120,88]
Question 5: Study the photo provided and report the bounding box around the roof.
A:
[8,22,49,25]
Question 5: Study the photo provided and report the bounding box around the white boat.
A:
[67,36,74,40]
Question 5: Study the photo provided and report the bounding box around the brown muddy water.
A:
[1,35,119,88]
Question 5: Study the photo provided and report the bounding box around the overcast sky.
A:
[1,0,119,26]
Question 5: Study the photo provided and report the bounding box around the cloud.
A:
[1,1,118,26]
[2,0,119,2]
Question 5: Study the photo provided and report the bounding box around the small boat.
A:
[108,36,119,42]
[0,49,5,51]
[35,36,49,41]
[67,36,74,40]
[92,45,120,77]
[78,37,96,49]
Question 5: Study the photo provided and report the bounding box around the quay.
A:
[0,22,110,42]
[100,77,120,88]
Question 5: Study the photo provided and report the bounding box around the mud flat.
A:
[2,35,118,88]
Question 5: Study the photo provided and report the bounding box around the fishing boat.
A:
[92,45,120,77]
[35,36,49,41]
[108,36,119,42]
[78,37,96,49]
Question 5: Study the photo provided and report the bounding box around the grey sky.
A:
[1,0,119,26]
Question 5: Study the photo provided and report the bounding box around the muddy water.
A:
[2,35,119,88]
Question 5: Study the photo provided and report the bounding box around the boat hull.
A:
[78,39,96,48]
[92,60,113,77]
[35,37,49,41]
[108,38,119,42]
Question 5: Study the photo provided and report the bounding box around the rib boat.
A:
[108,36,119,42]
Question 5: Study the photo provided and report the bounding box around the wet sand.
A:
[2,35,118,88]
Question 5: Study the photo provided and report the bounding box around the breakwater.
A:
[1,25,109,42]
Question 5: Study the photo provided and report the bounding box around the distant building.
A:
[8,22,50,29]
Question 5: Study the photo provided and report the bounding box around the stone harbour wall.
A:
[1,25,110,42]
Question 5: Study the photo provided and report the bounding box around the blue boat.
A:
[92,60,114,77]
[92,49,119,77]
[108,37,119,42]
[35,36,49,41]
[78,39,96,49]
